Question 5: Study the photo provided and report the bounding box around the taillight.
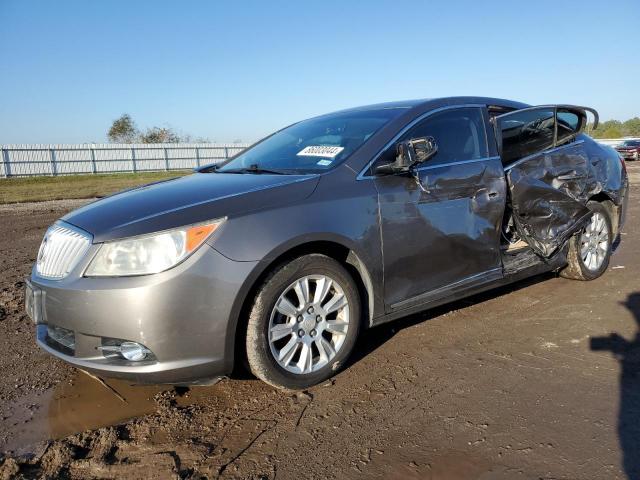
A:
[619,154,627,173]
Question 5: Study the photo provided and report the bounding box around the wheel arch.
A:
[225,237,376,375]
[588,191,619,235]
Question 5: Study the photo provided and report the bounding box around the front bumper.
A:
[29,244,258,384]
[617,150,639,160]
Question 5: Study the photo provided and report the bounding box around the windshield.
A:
[216,108,405,174]
[622,140,640,147]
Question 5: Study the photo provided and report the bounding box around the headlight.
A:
[85,219,224,277]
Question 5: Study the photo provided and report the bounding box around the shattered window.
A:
[557,110,581,145]
[498,109,555,165]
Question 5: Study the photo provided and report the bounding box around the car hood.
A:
[62,172,319,242]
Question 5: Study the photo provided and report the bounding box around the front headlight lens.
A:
[85,219,224,277]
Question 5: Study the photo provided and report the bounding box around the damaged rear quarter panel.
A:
[506,136,620,257]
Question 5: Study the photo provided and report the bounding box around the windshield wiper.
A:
[219,164,288,175]
[199,164,222,173]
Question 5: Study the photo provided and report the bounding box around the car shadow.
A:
[348,271,556,366]
[590,292,640,479]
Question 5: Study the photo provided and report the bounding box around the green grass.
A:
[0,171,190,204]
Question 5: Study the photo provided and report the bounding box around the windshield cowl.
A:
[208,164,290,175]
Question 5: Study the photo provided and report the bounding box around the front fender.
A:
[211,172,384,371]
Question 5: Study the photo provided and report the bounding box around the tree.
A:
[108,114,202,143]
[108,114,138,143]
[139,127,181,143]
[588,119,624,139]
[600,126,624,138]
[622,117,640,137]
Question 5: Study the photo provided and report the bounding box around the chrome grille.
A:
[36,223,91,279]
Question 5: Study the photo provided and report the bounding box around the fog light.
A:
[98,338,155,362]
[119,341,149,361]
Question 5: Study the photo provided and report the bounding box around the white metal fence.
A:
[4,137,634,178]
[0,143,250,177]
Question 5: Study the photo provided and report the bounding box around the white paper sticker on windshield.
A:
[297,146,344,158]
[317,159,333,166]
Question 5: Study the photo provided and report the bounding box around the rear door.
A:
[496,106,597,257]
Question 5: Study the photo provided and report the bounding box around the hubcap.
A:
[580,212,609,271]
[268,275,350,374]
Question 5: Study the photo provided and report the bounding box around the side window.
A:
[556,109,583,145]
[497,108,555,165]
[378,107,488,168]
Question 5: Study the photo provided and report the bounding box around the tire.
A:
[246,254,361,390]
[560,201,613,280]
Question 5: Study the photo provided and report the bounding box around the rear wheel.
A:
[246,254,360,390]
[560,202,612,280]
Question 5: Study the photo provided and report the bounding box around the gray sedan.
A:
[27,97,629,389]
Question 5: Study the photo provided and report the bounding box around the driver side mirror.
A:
[375,136,438,175]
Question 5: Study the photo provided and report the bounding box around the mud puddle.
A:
[1,370,217,454]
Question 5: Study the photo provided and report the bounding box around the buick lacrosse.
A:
[27,97,629,389]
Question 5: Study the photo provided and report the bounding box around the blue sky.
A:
[1,0,639,144]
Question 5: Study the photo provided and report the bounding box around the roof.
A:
[331,96,530,115]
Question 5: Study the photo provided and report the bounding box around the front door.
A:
[373,106,506,312]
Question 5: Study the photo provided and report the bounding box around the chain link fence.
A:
[0,143,250,177]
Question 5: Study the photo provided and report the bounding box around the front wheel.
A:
[560,201,613,280]
[246,254,361,390]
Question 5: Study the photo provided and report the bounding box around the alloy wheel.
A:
[580,212,609,271]
[268,275,350,374]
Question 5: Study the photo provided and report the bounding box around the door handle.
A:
[414,172,430,194]
[473,189,498,201]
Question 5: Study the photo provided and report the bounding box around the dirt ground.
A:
[1,165,639,479]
